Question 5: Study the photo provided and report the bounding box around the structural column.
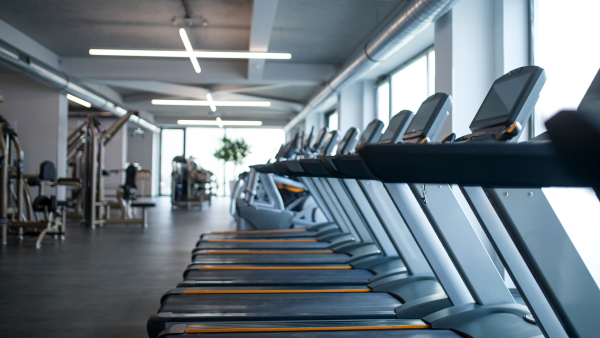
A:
[0,70,68,199]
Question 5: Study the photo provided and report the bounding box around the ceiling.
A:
[0,0,405,127]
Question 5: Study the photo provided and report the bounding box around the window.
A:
[532,0,600,135]
[532,1,600,287]
[325,110,338,130]
[159,129,184,195]
[391,49,434,115]
[375,48,435,125]
[184,127,284,196]
[376,81,390,127]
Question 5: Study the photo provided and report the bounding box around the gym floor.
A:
[0,196,234,337]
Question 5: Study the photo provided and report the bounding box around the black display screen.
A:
[380,112,411,142]
[318,133,335,156]
[405,97,441,134]
[472,71,532,125]
[358,122,380,146]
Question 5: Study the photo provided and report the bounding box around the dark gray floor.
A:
[0,196,235,338]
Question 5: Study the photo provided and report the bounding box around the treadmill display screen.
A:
[405,97,441,134]
[318,132,337,156]
[380,112,410,143]
[472,71,532,125]
[337,129,355,154]
[358,122,380,146]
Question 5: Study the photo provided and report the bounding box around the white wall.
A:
[337,81,376,136]
[0,71,68,199]
[435,0,497,140]
[127,125,159,196]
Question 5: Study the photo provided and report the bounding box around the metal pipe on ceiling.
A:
[283,0,460,132]
[0,39,159,133]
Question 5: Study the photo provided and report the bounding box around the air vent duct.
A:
[284,0,460,132]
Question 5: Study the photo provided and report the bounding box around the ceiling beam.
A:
[62,57,334,85]
[93,80,303,112]
[248,0,279,81]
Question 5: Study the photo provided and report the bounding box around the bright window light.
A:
[179,28,201,73]
[152,99,271,107]
[206,93,217,112]
[177,120,263,126]
[376,81,390,127]
[533,0,600,135]
[67,94,92,108]
[89,49,292,59]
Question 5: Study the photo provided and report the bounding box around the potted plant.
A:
[214,137,250,195]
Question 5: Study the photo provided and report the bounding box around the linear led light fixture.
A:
[67,94,92,108]
[216,117,224,128]
[152,99,271,107]
[179,28,201,73]
[89,49,292,59]
[206,93,217,112]
[177,119,263,126]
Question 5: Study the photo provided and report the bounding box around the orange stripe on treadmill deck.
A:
[211,229,308,234]
[200,266,352,270]
[182,289,371,294]
[204,250,334,254]
[185,325,430,333]
[208,239,317,243]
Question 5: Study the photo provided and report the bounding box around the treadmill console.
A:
[318,130,340,157]
[310,127,328,153]
[302,126,314,153]
[356,119,385,147]
[459,65,546,143]
[402,92,452,144]
[336,128,360,155]
[379,110,414,144]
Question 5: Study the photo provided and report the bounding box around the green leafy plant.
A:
[214,137,250,165]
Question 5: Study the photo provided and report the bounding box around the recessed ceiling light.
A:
[89,49,292,59]
[152,99,271,107]
[177,119,263,126]
[67,94,92,108]
[179,28,201,73]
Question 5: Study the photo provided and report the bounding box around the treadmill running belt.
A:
[201,230,318,239]
[159,293,401,318]
[181,268,374,286]
[191,253,350,264]
[196,241,331,249]
[163,330,460,337]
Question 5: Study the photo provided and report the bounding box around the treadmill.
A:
[194,128,362,251]
[188,127,389,265]
[179,112,424,288]
[149,66,547,338]
[182,96,452,284]
[148,67,546,338]
[220,129,340,241]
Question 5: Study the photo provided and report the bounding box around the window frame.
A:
[374,46,435,124]
[159,127,186,196]
[325,109,338,130]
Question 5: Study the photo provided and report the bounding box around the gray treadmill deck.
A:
[201,230,319,239]
[195,241,331,250]
[191,253,350,264]
[159,292,401,319]
[163,330,460,337]
[181,268,374,286]
[158,320,461,338]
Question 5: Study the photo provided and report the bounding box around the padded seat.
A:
[57,200,77,208]
[131,202,156,208]
[57,178,82,185]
